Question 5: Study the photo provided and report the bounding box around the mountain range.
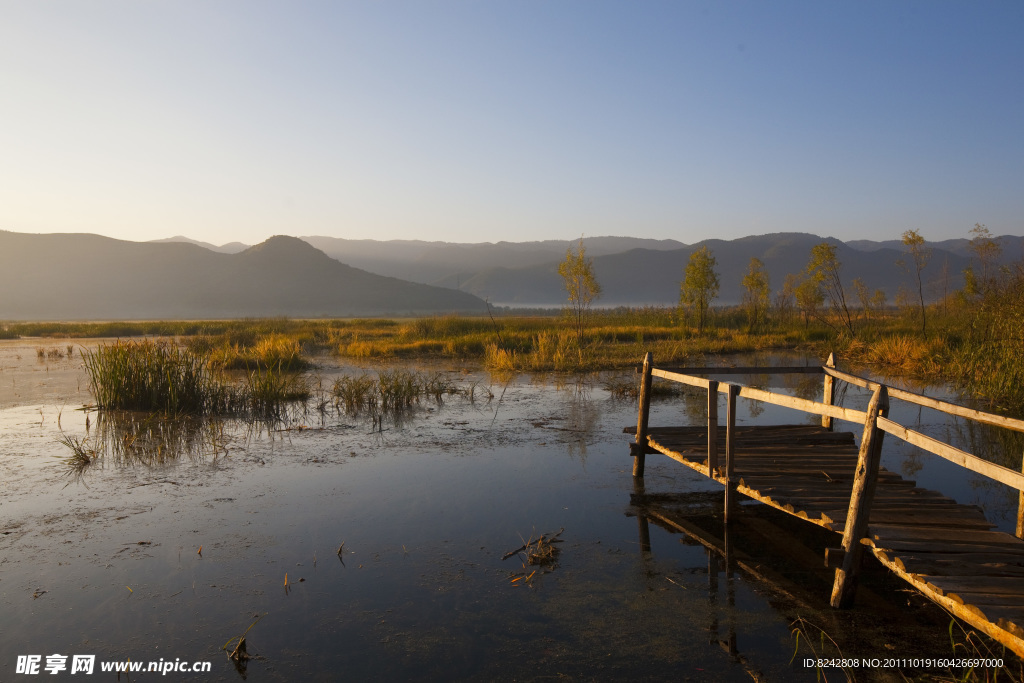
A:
[0,232,486,320]
[157,232,1024,307]
[1,230,1019,320]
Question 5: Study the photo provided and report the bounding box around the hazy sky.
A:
[2,1,1022,246]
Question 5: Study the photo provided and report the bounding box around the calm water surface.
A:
[0,343,1018,681]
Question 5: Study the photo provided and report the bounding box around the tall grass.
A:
[83,340,308,417]
[330,370,461,416]
[83,340,238,414]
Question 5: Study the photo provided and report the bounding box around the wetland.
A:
[1,338,1021,681]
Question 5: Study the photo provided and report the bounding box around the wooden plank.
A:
[892,561,1024,578]
[725,383,738,522]
[824,366,1024,434]
[878,416,1024,492]
[944,594,1024,607]
[737,386,867,424]
[707,380,719,477]
[822,352,836,431]
[633,352,653,477]
[870,539,1024,555]
[651,367,710,389]
[832,385,888,608]
[869,525,1024,545]
[923,576,1024,596]
[657,365,824,376]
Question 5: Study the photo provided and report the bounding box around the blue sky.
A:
[1,1,1021,246]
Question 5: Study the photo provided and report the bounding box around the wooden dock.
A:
[626,353,1024,658]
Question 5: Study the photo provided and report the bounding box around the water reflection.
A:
[61,411,230,482]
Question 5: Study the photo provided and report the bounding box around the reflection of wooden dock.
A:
[625,354,1024,657]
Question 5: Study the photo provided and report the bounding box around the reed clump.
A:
[83,340,310,417]
[330,370,460,416]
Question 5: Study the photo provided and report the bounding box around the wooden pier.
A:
[626,353,1024,657]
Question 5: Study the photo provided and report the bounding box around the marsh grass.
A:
[245,362,311,419]
[331,370,461,417]
[83,340,240,414]
[83,340,313,419]
[57,432,97,481]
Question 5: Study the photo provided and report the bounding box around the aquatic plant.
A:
[83,340,240,414]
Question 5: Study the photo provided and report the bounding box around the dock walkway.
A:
[625,354,1024,657]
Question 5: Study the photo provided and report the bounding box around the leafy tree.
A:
[806,242,855,336]
[557,237,602,350]
[967,223,1002,294]
[741,257,771,331]
[897,229,932,335]
[794,275,823,328]
[680,246,719,334]
[775,273,799,323]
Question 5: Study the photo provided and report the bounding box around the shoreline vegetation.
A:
[6,226,1024,416]
[3,280,1024,415]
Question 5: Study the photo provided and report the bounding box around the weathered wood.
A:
[1018,449,1024,540]
[657,365,824,376]
[832,385,888,608]
[633,352,653,477]
[627,356,1024,656]
[651,367,710,389]
[877,416,1024,492]
[822,352,836,431]
[869,525,1024,546]
[737,386,867,424]
[707,380,719,478]
[823,366,1024,434]
[724,383,739,523]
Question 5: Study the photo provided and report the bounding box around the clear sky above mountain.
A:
[1,1,1021,246]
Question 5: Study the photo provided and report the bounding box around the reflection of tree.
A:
[678,386,708,424]
[743,373,770,419]
[557,374,600,461]
[941,414,1024,526]
[898,444,924,479]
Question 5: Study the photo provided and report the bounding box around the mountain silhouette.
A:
[0,232,486,320]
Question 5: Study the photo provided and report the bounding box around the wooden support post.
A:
[707,380,719,478]
[830,384,888,608]
[632,352,653,478]
[1017,450,1024,540]
[724,383,739,523]
[822,352,836,431]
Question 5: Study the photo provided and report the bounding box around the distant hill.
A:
[445,233,977,306]
[0,232,486,320]
[149,235,249,254]
[13,230,1019,318]
[299,235,686,285]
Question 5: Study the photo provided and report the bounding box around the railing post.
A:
[724,383,739,523]
[830,384,888,608]
[707,380,719,478]
[822,352,836,431]
[632,352,653,478]
[1017,450,1024,540]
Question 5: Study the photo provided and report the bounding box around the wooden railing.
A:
[630,351,1024,607]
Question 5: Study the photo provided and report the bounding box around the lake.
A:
[1,341,1018,680]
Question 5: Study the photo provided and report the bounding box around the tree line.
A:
[559,223,1008,340]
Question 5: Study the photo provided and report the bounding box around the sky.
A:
[1,1,1022,246]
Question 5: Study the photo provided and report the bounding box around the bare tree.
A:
[806,242,855,336]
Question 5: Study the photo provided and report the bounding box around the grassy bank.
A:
[10,286,1024,413]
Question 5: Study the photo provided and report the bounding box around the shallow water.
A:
[0,342,1019,680]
